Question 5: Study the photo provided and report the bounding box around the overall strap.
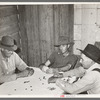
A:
[92,68,100,73]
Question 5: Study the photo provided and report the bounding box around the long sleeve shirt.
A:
[57,63,100,94]
[0,51,28,83]
[63,66,86,77]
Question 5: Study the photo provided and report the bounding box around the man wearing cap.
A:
[0,36,34,84]
[39,36,80,75]
[56,44,100,94]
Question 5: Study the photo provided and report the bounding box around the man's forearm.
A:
[58,64,71,72]
[63,67,86,77]
[16,69,29,79]
[0,74,17,83]
[16,67,34,78]
[0,68,34,83]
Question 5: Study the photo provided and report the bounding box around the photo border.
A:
[0,0,99,100]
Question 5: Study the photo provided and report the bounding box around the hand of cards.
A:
[48,72,63,83]
[48,74,79,84]
[61,76,79,84]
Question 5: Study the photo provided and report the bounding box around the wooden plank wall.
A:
[18,6,28,63]
[18,5,74,67]
[0,5,20,51]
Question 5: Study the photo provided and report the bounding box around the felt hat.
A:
[78,44,100,64]
[54,36,74,47]
[0,36,17,51]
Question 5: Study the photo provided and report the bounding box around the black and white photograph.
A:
[0,2,100,98]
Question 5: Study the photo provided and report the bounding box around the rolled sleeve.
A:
[14,52,28,71]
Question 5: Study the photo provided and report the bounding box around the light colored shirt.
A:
[0,50,28,83]
[60,63,100,94]
[63,66,86,78]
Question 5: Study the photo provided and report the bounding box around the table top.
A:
[0,67,64,98]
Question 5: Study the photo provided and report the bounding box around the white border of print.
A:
[0,2,100,98]
[0,2,100,5]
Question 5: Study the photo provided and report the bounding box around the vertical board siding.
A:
[25,6,34,65]
[68,5,74,53]
[0,5,20,50]
[53,5,60,51]
[39,5,48,63]
[18,6,28,63]
[18,5,74,67]
[68,5,74,41]
[31,6,40,67]
[59,5,69,36]
[0,23,19,36]
[0,15,18,26]
[39,5,54,63]
[25,6,41,66]
[0,6,18,18]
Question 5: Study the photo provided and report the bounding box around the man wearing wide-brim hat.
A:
[56,44,100,94]
[0,35,34,84]
[39,36,80,76]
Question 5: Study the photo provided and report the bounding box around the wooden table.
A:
[0,67,64,97]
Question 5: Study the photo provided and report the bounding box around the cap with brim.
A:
[77,44,100,64]
[0,36,17,51]
[54,36,74,47]
[0,42,17,51]
[54,42,74,47]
